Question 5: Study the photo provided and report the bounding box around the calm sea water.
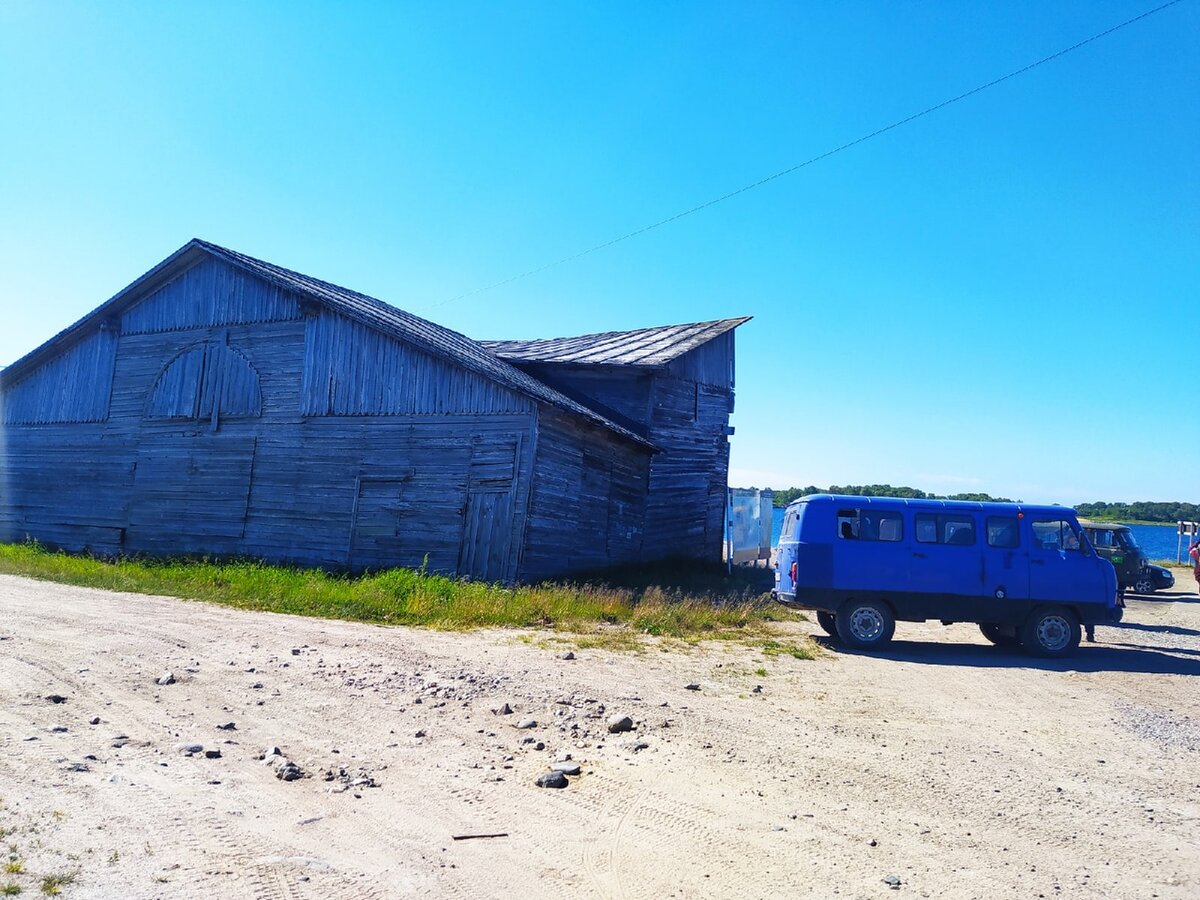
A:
[769,507,1185,561]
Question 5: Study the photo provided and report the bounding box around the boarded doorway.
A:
[126,434,257,554]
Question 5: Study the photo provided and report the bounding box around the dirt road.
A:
[1,572,1198,899]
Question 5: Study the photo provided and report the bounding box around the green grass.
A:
[2,884,22,896]
[0,542,810,650]
[1150,558,1192,569]
[39,873,75,896]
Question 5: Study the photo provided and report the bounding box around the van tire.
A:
[835,600,895,649]
[816,611,837,636]
[979,623,1019,646]
[1020,606,1080,658]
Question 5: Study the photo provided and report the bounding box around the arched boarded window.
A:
[147,341,262,422]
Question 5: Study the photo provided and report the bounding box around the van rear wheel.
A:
[816,611,837,636]
[1020,606,1080,658]
[835,600,895,650]
[979,623,1019,646]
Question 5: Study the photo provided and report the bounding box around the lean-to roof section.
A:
[481,316,751,368]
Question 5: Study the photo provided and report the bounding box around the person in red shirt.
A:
[1190,539,1200,592]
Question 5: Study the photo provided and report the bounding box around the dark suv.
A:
[1081,523,1149,594]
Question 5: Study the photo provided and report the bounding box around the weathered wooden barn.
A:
[0,239,747,581]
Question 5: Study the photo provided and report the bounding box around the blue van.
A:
[774,495,1121,657]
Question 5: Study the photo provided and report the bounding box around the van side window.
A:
[1088,529,1115,548]
[837,509,859,539]
[915,513,977,546]
[836,509,903,542]
[870,512,903,542]
[1032,519,1082,552]
[986,516,1020,548]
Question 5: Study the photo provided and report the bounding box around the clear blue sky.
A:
[1,1,1196,504]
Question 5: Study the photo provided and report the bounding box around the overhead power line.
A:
[429,0,1186,311]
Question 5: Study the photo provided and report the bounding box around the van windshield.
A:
[1116,530,1139,550]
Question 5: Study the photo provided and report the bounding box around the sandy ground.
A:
[1,572,1198,899]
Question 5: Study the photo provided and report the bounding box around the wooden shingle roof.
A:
[481,317,750,368]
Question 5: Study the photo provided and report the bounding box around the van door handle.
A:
[913,552,927,559]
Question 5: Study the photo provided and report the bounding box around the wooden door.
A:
[458,438,519,582]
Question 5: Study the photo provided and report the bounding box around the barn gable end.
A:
[1,240,662,583]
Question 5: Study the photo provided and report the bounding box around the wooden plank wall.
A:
[519,407,650,581]
[512,333,737,565]
[0,256,539,580]
[520,365,653,431]
[666,330,735,389]
[120,256,301,335]
[302,311,534,417]
[2,328,118,425]
[642,336,735,561]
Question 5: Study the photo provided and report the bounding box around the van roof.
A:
[1078,520,1131,532]
[787,493,1078,518]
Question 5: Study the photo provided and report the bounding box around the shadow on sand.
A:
[815,635,1200,676]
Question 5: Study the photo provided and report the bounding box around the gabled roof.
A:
[480,316,751,368]
[0,239,652,449]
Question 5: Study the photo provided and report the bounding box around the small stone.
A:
[535,741,545,751]
[204,749,222,760]
[251,682,264,689]
[551,761,581,775]
[869,839,878,847]
[559,651,575,660]
[883,875,901,889]
[606,714,634,734]
[752,685,763,694]
[263,746,282,758]
[685,683,701,691]
[626,740,649,753]
[61,761,90,772]
[89,716,101,725]
[516,718,537,730]
[414,730,426,738]
[45,694,68,704]
[495,703,513,716]
[49,725,68,733]
[216,722,237,731]
[291,648,301,655]
[176,742,203,755]
[157,672,176,686]
[535,770,569,789]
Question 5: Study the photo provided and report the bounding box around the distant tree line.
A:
[1074,501,1200,524]
[767,485,1014,507]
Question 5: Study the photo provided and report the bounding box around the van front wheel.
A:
[835,600,895,649]
[816,611,837,636]
[1020,607,1080,658]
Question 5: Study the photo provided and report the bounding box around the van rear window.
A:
[780,508,799,541]
[837,508,903,542]
[915,513,976,546]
